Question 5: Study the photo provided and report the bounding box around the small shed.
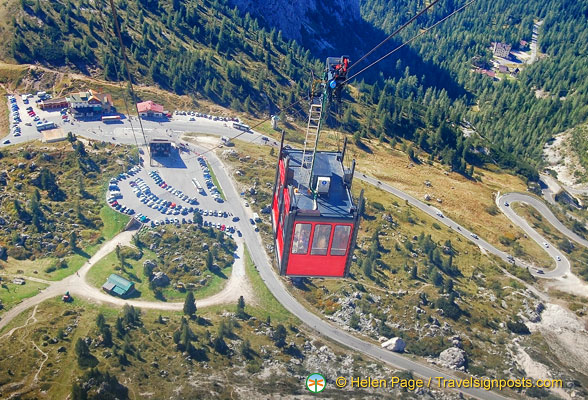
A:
[102,274,135,297]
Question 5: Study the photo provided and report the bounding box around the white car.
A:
[556,256,561,261]
[543,242,549,248]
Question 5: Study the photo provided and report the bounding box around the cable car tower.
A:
[271,56,363,278]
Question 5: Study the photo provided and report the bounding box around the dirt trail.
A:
[1,305,39,339]
[31,341,48,382]
[1,229,254,333]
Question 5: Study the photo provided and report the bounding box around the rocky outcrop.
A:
[438,347,467,370]
[381,337,406,353]
[151,271,170,287]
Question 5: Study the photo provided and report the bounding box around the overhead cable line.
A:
[96,0,140,151]
[344,0,479,84]
[107,0,150,155]
[349,0,441,71]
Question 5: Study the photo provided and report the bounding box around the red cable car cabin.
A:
[271,142,361,278]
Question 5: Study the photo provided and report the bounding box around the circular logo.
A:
[306,373,326,393]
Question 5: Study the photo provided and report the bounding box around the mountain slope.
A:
[359,0,588,164]
[1,0,320,115]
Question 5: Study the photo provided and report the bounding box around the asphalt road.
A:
[498,193,588,277]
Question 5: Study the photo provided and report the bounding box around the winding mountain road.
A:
[498,193,588,277]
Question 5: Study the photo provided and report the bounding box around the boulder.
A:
[151,271,170,287]
[381,337,406,353]
[438,347,467,370]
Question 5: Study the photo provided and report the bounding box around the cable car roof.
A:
[283,149,355,219]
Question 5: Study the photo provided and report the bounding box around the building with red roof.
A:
[137,101,165,118]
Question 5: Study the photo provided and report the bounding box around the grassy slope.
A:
[243,246,291,323]
[0,280,47,312]
[0,140,132,317]
[0,297,326,399]
[0,62,28,138]
[0,206,128,283]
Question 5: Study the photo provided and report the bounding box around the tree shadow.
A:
[209,265,228,279]
[197,316,213,327]
[73,248,90,259]
[190,346,209,362]
[78,354,99,369]
[356,140,373,154]
[284,343,303,359]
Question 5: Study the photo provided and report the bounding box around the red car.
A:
[221,224,226,231]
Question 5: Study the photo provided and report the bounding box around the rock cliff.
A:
[228,0,361,52]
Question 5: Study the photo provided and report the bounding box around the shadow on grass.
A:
[196,316,213,326]
[290,277,311,292]
[356,140,373,154]
[78,355,99,369]
[209,265,228,279]
[123,289,142,299]
[73,248,90,259]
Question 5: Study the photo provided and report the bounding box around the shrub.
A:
[436,297,462,320]
[485,205,499,216]
[45,265,57,273]
[506,320,530,334]
[371,202,385,211]
[349,313,360,330]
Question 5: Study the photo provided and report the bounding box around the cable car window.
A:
[331,225,351,256]
[292,223,311,254]
[311,225,332,255]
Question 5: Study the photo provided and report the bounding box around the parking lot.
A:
[3,93,71,145]
[106,148,251,237]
